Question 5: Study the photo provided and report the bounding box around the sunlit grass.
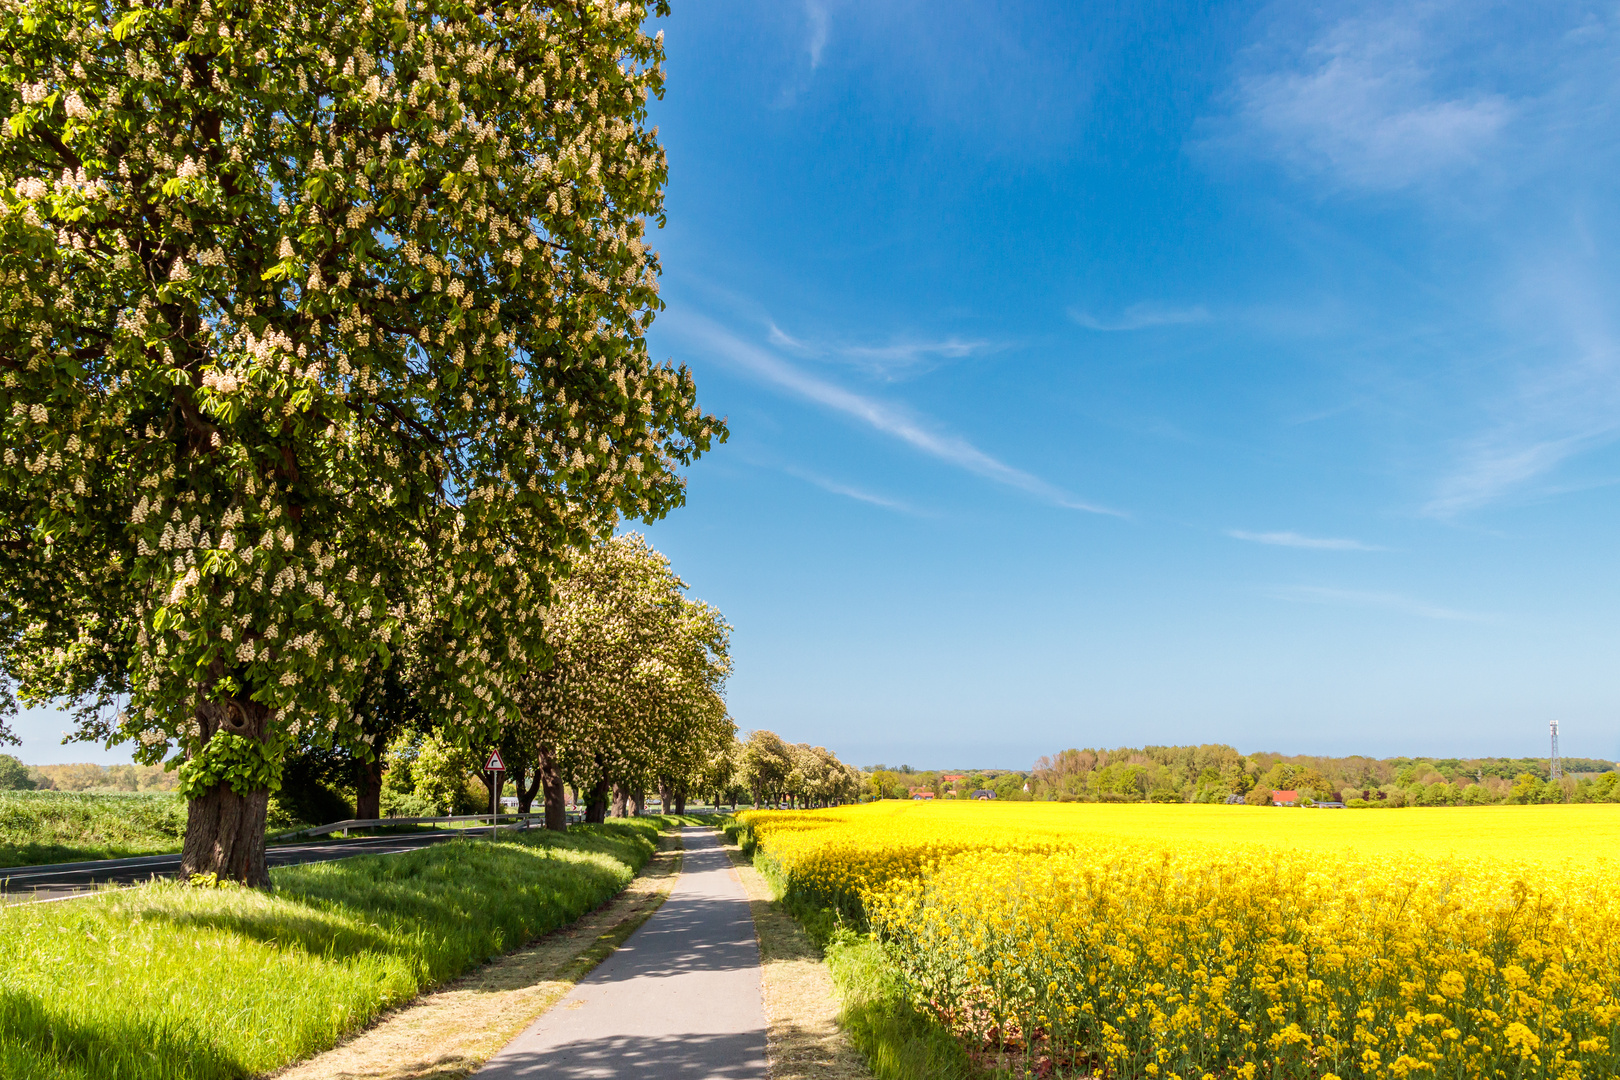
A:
[0,820,663,1080]
[0,791,188,869]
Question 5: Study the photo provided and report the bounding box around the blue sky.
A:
[12,0,1619,769]
[635,0,1620,770]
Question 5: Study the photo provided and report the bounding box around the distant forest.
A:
[1,761,178,793]
[864,746,1618,806]
[1028,745,1618,806]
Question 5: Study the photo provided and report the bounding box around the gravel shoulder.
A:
[718,835,873,1080]
[268,826,685,1080]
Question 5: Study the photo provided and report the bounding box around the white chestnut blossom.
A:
[505,534,733,819]
[0,0,720,879]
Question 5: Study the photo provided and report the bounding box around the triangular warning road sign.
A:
[484,749,506,771]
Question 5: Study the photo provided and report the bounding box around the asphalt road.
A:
[475,826,767,1080]
[0,827,491,902]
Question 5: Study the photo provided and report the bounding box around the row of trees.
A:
[0,0,727,884]
[357,720,860,821]
[721,729,861,809]
[1028,745,1620,805]
[269,531,734,827]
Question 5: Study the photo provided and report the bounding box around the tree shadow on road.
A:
[482,1031,766,1079]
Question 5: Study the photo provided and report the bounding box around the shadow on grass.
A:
[0,985,244,1080]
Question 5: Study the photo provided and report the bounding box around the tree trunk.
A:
[585,777,609,823]
[611,784,628,818]
[515,761,543,815]
[539,743,566,832]
[509,763,527,812]
[675,789,686,815]
[478,769,505,821]
[476,766,497,809]
[659,776,673,814]
[632,789,645,816]
[180,695,273,887]
[355,752,384,822]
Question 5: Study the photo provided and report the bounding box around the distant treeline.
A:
[0,758,179,793]
[1029,745,1619,806]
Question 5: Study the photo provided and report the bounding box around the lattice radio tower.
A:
[1549,719,1562,780]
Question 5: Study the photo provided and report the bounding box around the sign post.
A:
[484,749,506,840]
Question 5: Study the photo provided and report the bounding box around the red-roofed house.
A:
[1271,789,1300,806]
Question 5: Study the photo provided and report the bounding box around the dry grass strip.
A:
[721,835,873,1080]
[267,827,684,1080]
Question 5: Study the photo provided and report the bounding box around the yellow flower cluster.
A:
[740,802,1620,1078]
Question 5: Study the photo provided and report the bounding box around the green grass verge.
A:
[825,932,982,1080]
[0,791,189,869]
[0,818,667,1080]
[729,824,982,1080]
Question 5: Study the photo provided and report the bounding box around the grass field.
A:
[0,819,664,1080]
[738,801,1620,1080]
[0,791,189,869]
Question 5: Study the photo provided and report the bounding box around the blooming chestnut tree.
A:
[739,728,792,808]
[0,0,721,884]
[510,533,732,827]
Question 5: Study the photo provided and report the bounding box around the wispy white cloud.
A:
[767,321,810,352]
[1216,6,1620,516]
[773,0,833,107]
[841,337,992,363]
[663,309,1124,515]
[1226,11,1511,190]
[805,1,830,70]
[1266,585,1487,622]
[767,320,1002,379]
[1426,263,1620,516]
[1426,433,1598,517]
[1228,530,1385,551]
[1070,303,1211,332]
[782,466,920,514]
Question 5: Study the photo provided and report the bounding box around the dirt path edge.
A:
[720,834,874,1080]
[265,826,685,1080]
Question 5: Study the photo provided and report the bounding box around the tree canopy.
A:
[504,531,733,823]
[0,0,721,881]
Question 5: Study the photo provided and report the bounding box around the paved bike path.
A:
[476,825,767,1080]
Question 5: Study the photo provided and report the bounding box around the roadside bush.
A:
[0,753,34,790]
[379,790,438,819]
[268,760,354,832]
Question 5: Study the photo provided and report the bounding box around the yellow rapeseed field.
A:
[739,801,1620,1079]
